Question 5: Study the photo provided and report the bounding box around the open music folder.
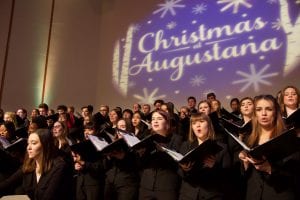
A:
[156,139,223,164]
[221,118,252,135]
[87,134,127,154]
[0,137,27,152]
[87,130,171,154]
[224,128,300,162]
[220,108,242,122]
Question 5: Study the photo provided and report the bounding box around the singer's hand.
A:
[239,150,250,170]
[74,162,83,171]
[247,156,271,174]
[203,155,216,168]
[179,161,194,171]
[108,150,126,160]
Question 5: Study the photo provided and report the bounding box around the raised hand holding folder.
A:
[224,128,300,162]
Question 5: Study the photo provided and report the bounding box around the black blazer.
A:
[0,157,73,200]
[139,133,183,191]
[243,151,299,200]
[178,140,231,200]
[24,157,73,200]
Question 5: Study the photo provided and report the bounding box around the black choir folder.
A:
[221,118,252,135]
[0,137,27,152]
[156,139,223,164]
[283,108,300,129]
[225,128,300,162]
[220,108,241,122]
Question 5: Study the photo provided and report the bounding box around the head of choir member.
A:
[240,97,254,123]
[197,100,211,115]
[132,112,143,130]
[23,129,58,176]
[179,106,190,119]
[83,122,96,140]
[279,85,299,117]
[160,103,168,113]
[247,95,285,148]
[16,108,28,120]
[116,118,133,132]
[0,121,16,142]
[38,103,49,117]
[99,105,109,118]
[151,110,171,137]
[188,113,215,145]
[142,104,151,116]
[4,111,17,128]
[30,109,40,119]
[187,96,197,111]
[122,109,133,120]
[230,98,240,115]
[109,109,122,128]
[52,121,69,149]
[153,99,164,111]
[206,92,216,102]
[132,103,141,113]
[211,99,221,114]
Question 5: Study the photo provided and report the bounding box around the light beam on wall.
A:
[112,0,300,107]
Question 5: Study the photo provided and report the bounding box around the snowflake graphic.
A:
[267,0,277,4]
[190,75,206,87]
[192,3,207,14]
[166,21,177,29]
[271,19,282,30]
[232,64,279,92]
[217,0,252,14]
[133,88,166,104]
[153,0,186,18]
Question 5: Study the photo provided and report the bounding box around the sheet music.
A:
[160,145,184,161]
[120,132,141,147]
[0,137,11,149]
[87,135,109,151]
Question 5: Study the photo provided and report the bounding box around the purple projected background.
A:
[111,0,300,107]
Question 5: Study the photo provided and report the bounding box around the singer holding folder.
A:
[178,113,231,200]
[238,94,299,200]
[138,110,183,200]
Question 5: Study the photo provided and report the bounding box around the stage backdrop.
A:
[0,0,299,112]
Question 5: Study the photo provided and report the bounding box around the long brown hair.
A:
[247,95,285,147]
[23,129,58,174]
[188,113,215,143]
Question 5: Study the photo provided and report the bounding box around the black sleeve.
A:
[0,168,23,196]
